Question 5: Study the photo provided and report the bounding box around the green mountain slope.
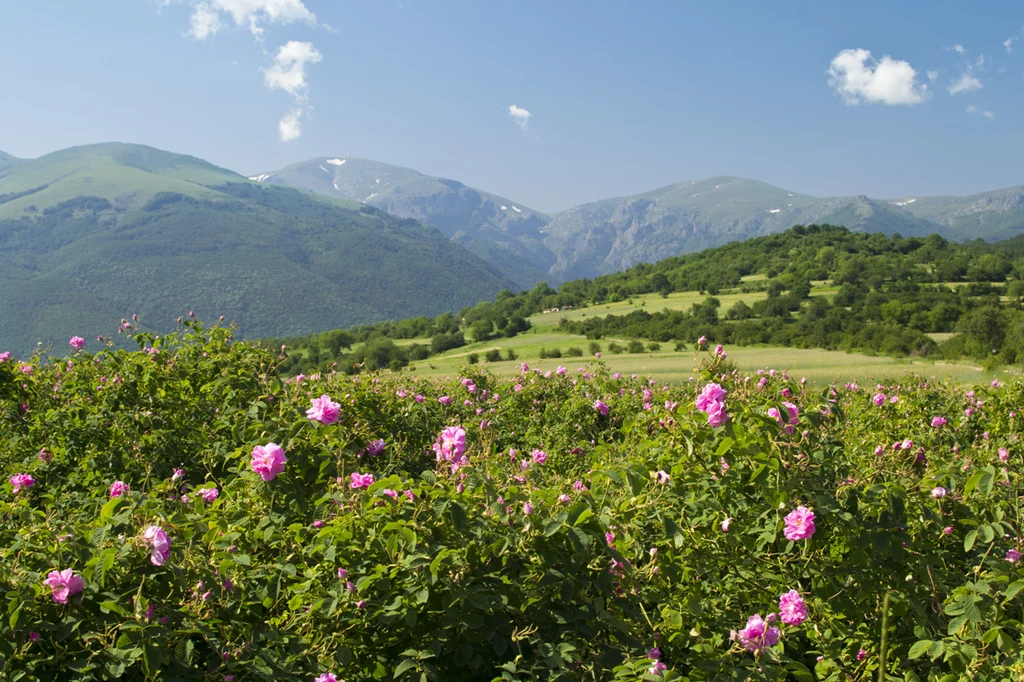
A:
[0,144,513,355]
[0,151,21,177]
[250,157,555,289]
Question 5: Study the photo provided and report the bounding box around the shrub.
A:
[588,341,602,355]
[505,348,518,361]
[626,339,645,353]
[2,320,1023,680]
[566,347,584,357]
[607,342,624,354]
[467,352,479,364]
[647,342,661,352]
[484,349,502,363]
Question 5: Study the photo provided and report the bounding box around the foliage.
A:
[2,321,1024,680]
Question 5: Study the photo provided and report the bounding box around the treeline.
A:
[263,225,1024,374]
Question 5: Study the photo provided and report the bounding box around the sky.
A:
[0,0,1022,212]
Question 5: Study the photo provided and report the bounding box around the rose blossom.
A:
[250,443,287,481]
[778,590,807,626]
[306,394,341,425]
[143,526,171,566]
[783,506,816,541]
[43,569,85,604]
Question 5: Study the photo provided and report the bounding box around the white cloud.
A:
[189,2,222,39]
[264,40,322,97]
[926,70,939,81]
[966,105,996,119]
[264,41,322,141]
[945,45,985,96]
[949,73,982,94]
[1006,37,1016,54]
[185,0,316,40]
[827,48,929,106]
[508,104,532,132]
[278,109,303,141]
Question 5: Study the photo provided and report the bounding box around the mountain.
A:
[0,151,21,176]
[894,187,1024,243]
[0,143,513,356]
[249,157,555,289]
[254,159,1024,284]
[540,178,947,281]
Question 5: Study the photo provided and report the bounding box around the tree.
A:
[468,319,494,343]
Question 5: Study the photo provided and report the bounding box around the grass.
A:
[528,290,769,328]
[404,329,1001,386]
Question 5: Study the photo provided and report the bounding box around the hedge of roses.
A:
[1,320,1023,680]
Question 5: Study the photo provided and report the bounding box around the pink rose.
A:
[250,443,287,481]
[43,568,85,604]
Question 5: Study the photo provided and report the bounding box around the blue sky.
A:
[1,1,1021,211]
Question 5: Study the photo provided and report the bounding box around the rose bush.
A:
[0,320,1022,680]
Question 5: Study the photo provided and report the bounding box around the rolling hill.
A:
[0,143,513,356]
[253,157,1024,284]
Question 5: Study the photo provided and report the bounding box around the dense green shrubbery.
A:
[2,321,1024,680]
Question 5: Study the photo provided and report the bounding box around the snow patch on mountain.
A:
[326,159,345,166]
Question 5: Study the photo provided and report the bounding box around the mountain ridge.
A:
[252,156,1024,283]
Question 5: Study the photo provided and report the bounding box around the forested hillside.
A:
[267,225,1024,375]
[0,144,513,354]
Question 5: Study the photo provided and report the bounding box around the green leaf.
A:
[980,524,995,543]
[964,471,983,498]
[1004,580,1024,601]
[979,466,995,496]
[448,501,467,532]
[908,640,933,659]
[394,659,418,678]
[964,530,978,552]
[99,496,123,523]
[573,509,594,527]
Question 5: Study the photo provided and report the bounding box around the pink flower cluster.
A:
[783,506,816,541]
[109,481,129,498]
[433,426,468,471]
[593,399,609,416]
[9,473,35,494]
[778,590,807,625]
[306,394,341,425]
[198,487,219,503]
[251,443,287,481]
[143,526,170,566]
[43,569,85,604]
[731,613,779,653]
[695,383,728,428]
[69,336,86,351]
[349,472,375,489]
[767,402,800,434]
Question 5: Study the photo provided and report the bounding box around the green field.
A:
[406,331,1000,385]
